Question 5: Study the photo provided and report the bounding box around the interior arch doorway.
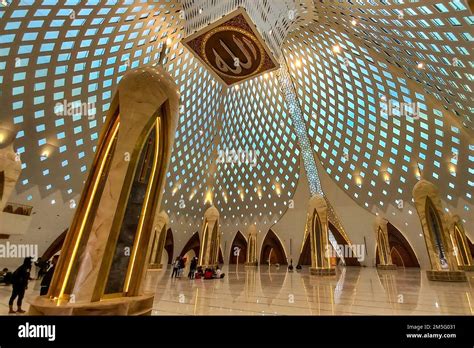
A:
[375,222,420,268]
[229,231,247,264]
[260,229,287,265]
[180,232,224,264]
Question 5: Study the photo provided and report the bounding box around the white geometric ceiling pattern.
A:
[0,0,472,232]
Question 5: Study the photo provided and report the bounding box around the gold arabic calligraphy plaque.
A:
[183,8,279,86]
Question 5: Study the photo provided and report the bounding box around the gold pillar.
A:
[29,67,179,315]
[413,180,467,282]
[307,195,336,276]
[198,206,220,268]
[245,224,258,266]
[448,214,474,271]
[148,211,170,270]
[374,217,397,270]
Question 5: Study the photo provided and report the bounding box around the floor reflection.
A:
[1,266,472,315]
[145,266,474,316]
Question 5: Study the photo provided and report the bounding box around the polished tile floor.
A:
[1,266,473,315]
[145,266,474,315]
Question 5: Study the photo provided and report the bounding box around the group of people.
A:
[1,255,59,314]
[171,256,225,280]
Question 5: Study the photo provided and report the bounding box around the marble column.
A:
[0,143,22,211]
[374,217,397,270]
[307,194,336,276]
[198,206,220,268]
[448,214,474,271]
[29,66,179,315]
[148,211,169,270]
[412,180,467,282]
[245,224,258,266]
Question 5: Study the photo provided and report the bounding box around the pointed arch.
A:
[376,222,420,268]
[164,228,174,264]
[180,232,200,258]
[328,221,360,266]
[229,231,247,264]
[298,234,311,266]
[41,228,68,261]
[260,229,287,265]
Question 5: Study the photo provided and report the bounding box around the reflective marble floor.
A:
[144,266,474,315]
[1,266,473,315]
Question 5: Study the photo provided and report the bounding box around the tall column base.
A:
[376,264,397,270]
[148,263,163,270]
[244,262,258,266]
[28,294,154,316]
[310,267,336,276]
[426,270,467,282]
[458,265,474,272]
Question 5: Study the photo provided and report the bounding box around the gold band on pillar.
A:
[307,195,336,276]
[413,179,467,282]
[149,211,170,269]
[245,225,258,266]
[48,113,121,301]
[374,217,397,270]
[29,67,179,315]
[199,206,220,267]
[449,214,474,271]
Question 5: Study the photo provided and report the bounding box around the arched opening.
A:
[41,229,68,261]
[229,231,247,264]
[376,223,420,268]
[180,232,200,259]
[260,229,287,265]
[328,222,360,266]
[105,116,165,295]
[164,228,174,265]
[298,234,311,266]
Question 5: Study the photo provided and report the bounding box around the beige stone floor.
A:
[144,266,474,315]
[1,266,473,315]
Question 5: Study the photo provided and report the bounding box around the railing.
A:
[2,202,33,216]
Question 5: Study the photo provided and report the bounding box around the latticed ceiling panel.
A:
[285,21,473,223]
[0,0,184,200]
[213,73,300,227]
[0,0,472,231]
[311,0,474,129]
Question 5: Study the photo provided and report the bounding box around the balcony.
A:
[0,202,33,236]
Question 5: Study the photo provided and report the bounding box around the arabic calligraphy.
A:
[213,35,258,74]
[202,27,264,79]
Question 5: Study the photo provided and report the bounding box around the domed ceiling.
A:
[0,0,472,236]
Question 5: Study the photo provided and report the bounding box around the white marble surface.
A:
[146,266,474,316]
[2,266,473,316]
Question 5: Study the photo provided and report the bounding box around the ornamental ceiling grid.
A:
[285,22,473,225]
[213,74,301,227]
[179,0,315,58]
[0,0,184,201]
[311,0,474,130]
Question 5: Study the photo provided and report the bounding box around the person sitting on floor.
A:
[214,266,225,279]
[204,267,214,280]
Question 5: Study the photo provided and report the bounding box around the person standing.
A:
[188,256,197,279]
[171,257,180,278]
[8,257,32,314]
[40,255,59,296]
